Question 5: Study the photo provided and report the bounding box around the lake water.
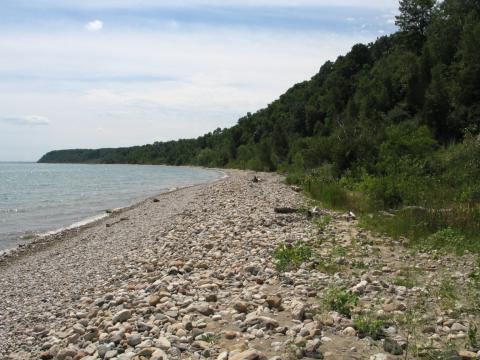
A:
[0,162,222,252]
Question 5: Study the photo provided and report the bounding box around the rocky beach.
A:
[1,171,479,360]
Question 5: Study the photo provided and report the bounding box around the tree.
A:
[395,0,436,36]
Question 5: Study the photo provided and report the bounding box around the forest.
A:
[39,0,480,253]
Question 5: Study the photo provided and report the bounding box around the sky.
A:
[0,0,399,161]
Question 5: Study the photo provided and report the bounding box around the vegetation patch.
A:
[353,313,386,340]
[322,286,359,318]
[273,242,313,272]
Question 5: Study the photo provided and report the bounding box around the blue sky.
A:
[0,0,398,161]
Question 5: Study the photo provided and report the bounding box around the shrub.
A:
[424,227,466,255]
[323,287,359,318]
[273,242,312,272]
[354,313,385,340]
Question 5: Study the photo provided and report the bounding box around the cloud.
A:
[0,115,50,126]
[85,20,103,31]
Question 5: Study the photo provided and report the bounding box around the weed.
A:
[273,242,313,272]
[316,259,341,274]
[393,267,423,289]
[468,323,478,350]
[437,278,457,310]
[322,286,358,318]
[315,215,332,232]
[353,313,385,339]
[331,245,348,257]
[199,333,219,344]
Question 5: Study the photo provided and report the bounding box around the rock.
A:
[187,302,214,316]
[369,354,391,360]
[266,295,282,309]
[342,327,356,336]
[234,301,249,313]
[245,314,279,329]
[458,350,477,359]
[112,309,131,324]
[224,330,237,339]
[56,349,78,360]
[451,323,468,332]
[383,338,403,355]
[217,351,229,360]
[290,300,306,320]
[149,294,161,306]
[351,280,368,295]
[127,333,142,346]
[151,349,168,360]
[157,336,171,350]
[229,350,267,360]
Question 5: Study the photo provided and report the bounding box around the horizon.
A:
[0,0,398,161]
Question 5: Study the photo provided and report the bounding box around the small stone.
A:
[290,300,306,320]
[458,350,477,359]
[383,338,403,355]
[342,327,356,336]
[157,336,171,350]
[451,323,468,332]
[224,331,237,339]
[151,349,168,360]
[127,334,142,347]
[234,301,249,313]
[149,295,161,306]
[266,295,282,309]
[112,309,131,324]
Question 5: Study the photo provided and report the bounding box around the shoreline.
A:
[2,170,477,359]
[0,167,228,266]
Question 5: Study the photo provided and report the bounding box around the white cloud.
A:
[85,20,103,32]
[18,0,399,10]
[0,115,50,126]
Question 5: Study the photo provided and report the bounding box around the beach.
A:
[1,170,479,360]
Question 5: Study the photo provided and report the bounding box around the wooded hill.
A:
[40,0,480,252]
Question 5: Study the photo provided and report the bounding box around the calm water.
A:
[0,163,222,251]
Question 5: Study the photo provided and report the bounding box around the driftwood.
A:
[274,207,299,214]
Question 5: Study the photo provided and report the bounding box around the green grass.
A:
[273,242,313,272]
[393,267,423,289]
[360,208,480,255]
[353,313,385,340]
[316,259,342,274]
[468,323,478,350]
[314,215,332,232]
[437,278,457,310]
[322,286,359,318]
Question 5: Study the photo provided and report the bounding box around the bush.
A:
[273,242,312,272]
[353,313,385,339]
[323,287,358,318]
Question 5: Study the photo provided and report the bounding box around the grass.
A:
[353,313,385,340]
[360,207,480,255]
[314,215,332,232]
[437,278,458,310]
[199,333,219,344]
[316,259,342,274]
[322,286,359,318]
[273,242,313,272]
[468,323,478,350]
[393,267,423,289]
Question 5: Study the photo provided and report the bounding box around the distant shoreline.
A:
[0,164,227,261]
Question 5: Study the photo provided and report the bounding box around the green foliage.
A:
[353,313,385,340]
[468,323,478,349]
[395,0,436,36]
[322,287,359,318]
[38,0,480,256]
[273,242,312,272]
[424,228,466,255]
[314,215,332,232]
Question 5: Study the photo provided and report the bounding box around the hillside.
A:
[39,0,480,253]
